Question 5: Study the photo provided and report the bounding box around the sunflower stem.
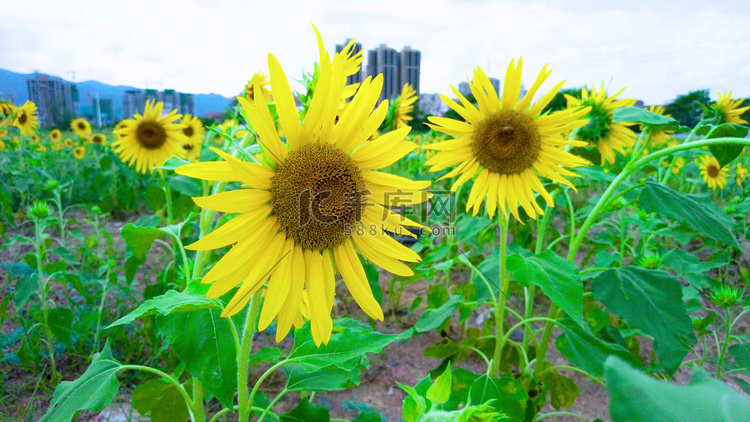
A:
[34,217,60,385]
[238,290,263,422]
[491,213,510,377]
[660,118,705,185]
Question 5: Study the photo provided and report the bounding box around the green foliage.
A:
[665,89,710,127]
[542,87,581,113]
[132,379,189,422]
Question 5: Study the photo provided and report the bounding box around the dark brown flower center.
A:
[708,164,719,178]
[472,109,541,174]
[271,142,367,251]
[136,121,167,150]
[183,125,195,137]
[77,121,85,130]
[183,143,194,151]
[19,113,27,124]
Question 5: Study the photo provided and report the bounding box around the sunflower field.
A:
[2,27,750,422]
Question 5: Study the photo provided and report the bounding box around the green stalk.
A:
[491,214,511,376]
[34,218,60,384]
[191,377,206,422]
[238,291,263,422]
[119,365,197,422]
[715,308,732,378]
[53,189,66,248]
[92,266,111,355]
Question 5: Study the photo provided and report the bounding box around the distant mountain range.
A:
[0,68,233,119]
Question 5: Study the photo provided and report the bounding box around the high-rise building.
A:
[26,73,77,127]
[336,39,364,86]
[122,90,145,119]
[488,78,501,95]
[179,93,195,116]
[399,46,421,95]
[367,44,400,104]
[458,81,472,98]
[123,89,195,120]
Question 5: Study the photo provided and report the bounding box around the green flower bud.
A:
[91,205,101,214]
[28,201,50,219]
[639,254,662,269]
[710,285,743,309]
[45,179,60,191]
[732,196,742,204]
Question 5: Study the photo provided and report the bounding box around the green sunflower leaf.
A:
[638,182,739,249]
[701,123,749,167]
[605,356,750,422]
[414,295,463,333]
[132,379,189,422]
[284,363,361,392]
[612,106,679,131]
[155,156,191,171]
[40,341,122,422]
[592,267,695,374]
[280,399,330,422]
[108,283,215,328]
[507,250,583,326]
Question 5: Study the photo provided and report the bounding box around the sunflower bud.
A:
[732,196,742,205]
[710,286,743,309]
[45,179,60,191]
[28,201,50,219]
[639,254,662,269]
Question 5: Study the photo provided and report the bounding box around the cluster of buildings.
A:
[24,73,195,129]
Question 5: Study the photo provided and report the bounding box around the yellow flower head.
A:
[0,140,5,152]
[244,73,273,104]
[91,133,106,145]
[0,129,8,138]
[176,27,430,346]
[73,146,86,160]
[70,118,92,138]
[0,100,17,117]
[50,129,62,143]
[63,138,74,148]
[671,156,685,175]
[566,85,637,165]
[36,144,47,152]
[425,59,591,222]
[710,92,749,125]
[178,114,205,162]
[699,155,729,190]
[112,100,187,174]
[393,83,418,130]
[736,162,748,186]
[14,101,38,137]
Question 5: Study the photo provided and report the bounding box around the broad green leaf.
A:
[699,124,749,167]
[120,223,166,260]
[592,267,695,373]
[40,341,121,422]
[663,249,723,291]
[108,284,214,328]
[445,368,480,411]
[729,343,750,374]
[280,399,330,422]
[48,307,74,348]
[157,307,237,408]
[613,106,679,131]
[289,318,412,372]
[248,346,285,366]
[414,295,462,333]
[638,182,739,249]
[132,379,189,422]
[542,370,580,409]
[167,175,201,198]
[605,356,750,422]
[14,274,38,308]
[51,247,79,265]
[285,363,361,392]
[352,409,383,422]
[399,383,427,422]
[556,318,642,377]
[576,166,616,183]
[427,363,452,405]
[468,375,527,420]
[507,250,583,325]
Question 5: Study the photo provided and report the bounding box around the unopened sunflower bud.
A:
[639,255,662,269]
[710,286,743,309]
[45,179,60,191]
[28,201,50,219]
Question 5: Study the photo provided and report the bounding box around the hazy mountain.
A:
[0,68,232,119]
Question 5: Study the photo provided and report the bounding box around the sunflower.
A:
[0,140,5,152]
[31,134,40,143]
[645,106,674,147]
[709,92,750,124]
[244,73,273,104]
[176,28,429,346]
[71,118,92,138]
[73,146,86,161]
[177,114,204,162]
[63,138,74,148]
[736,162,748,186]
[11,136,19,144]
[36,144,47,152]
[0,100,17,117]
[699,155,729,190]
[565,85,637,165]
[112,100,186,174]
[389,83,417,130]
[51,143,64,151]
[425,60,590,221]
[0,129,8,138]
[50,129,62,143]
[13,101,38,137]
[671,156,685,175]
[91,134,106,145]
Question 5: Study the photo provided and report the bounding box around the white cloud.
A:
[1,0,749,104]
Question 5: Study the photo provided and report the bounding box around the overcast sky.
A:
[2,0,749,105]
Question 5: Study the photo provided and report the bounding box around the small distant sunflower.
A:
[425,59,591,221]
[0,140,5,152]
[671,156,685,175]
[0,129,8,138]
[73,146,86,161]
[736,162,748,186]
[566,85,637,165]
[63,138,74,148]
[176,28,429,346]
[113,100,186,174]
[31,134,40,143]
[51,143,64,151]
[71,118,92,138]
[645,106,674,147]
[0,100,17,117]
[389,83,417,130]
[178,114,204,162]
[13,101,38,137]
[36,144,47,152]
[11,136,20,144]
[709,92,750,124]
[699,155,729,190]
[244,73,272,104]
[91,134,106,145]
[50,129,62,143]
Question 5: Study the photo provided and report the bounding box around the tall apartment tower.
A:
[26,73,76,127]
[335,39,364,86]
[122,90,145,119]
[399,46,421,95]
[366,44,400,104]
[179,93,196,116]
